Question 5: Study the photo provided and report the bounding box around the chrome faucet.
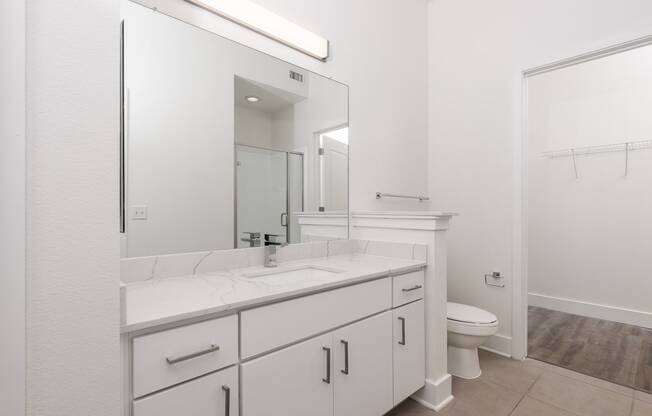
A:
[264,234,288,268]
[240,231,261,247]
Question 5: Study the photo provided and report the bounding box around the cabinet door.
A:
[333,311,393,416]
[393,300,425,404]
[133,365,238,416]
[241,333,333,416]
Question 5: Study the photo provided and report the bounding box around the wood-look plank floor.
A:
[528,306,652,394]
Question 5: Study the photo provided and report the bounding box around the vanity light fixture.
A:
[245,95,260,103]
[185,0,329,61]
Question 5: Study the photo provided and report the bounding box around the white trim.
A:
[529,293,652,329]
[479,346,511,359]
[0,0,26,414]
[524,34,652,77]
[481,334,513,358]
[514,34,652,361]
[412,374,454,412]
[351,212,455,232]
[352,211,458,219]
[295,212,348,219]
[511,70,528,361]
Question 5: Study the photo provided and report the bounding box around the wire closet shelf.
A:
[541,139,652,158]
[540,139,652,178]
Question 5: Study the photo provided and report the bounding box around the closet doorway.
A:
[524,39,652,393]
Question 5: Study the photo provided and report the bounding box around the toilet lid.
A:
[447,302,497,325]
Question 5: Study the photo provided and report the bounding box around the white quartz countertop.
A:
[122,253,426,333]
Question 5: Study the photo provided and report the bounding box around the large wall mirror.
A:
[121,1,349,258]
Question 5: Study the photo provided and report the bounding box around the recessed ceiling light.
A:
[245,96,260,103]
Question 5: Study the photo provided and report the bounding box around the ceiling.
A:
[234,76,306,113]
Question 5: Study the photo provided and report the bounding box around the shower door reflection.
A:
[236,145,303,247]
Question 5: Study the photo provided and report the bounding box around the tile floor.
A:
[387,350,652,416]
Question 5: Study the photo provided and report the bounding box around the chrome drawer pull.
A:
[402,284,423,292]
[398,317,406,345]
[165,344,220,364]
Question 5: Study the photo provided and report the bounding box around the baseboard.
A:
[480,333,512,358]
[411,373,453,412]
[412,395,454,413]
[529,292,652,329]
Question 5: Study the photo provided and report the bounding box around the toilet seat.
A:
[447,302,498,336]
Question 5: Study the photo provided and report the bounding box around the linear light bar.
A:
[186,0,329,61]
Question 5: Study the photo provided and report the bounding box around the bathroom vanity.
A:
[119,2,454,414]
[121,240,427,416]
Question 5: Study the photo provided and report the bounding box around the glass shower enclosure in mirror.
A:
[120,1,349,258]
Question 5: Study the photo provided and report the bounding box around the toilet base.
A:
[447,345,481,379]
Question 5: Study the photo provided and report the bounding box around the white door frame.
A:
[314,123,349,211]
[512,34,652,360]
[0,0,26,414]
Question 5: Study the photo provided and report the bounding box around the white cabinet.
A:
[241,333,333,416]
[133,365,238,416]
[333,311,393,416]
[240,278,391,359]
[132,315,238,397]
[393,300,425,404]
[241,311,396,416]
[392,270,425,308]
[126,270,427,416]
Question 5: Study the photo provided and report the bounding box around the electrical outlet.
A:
[131,205,148,220]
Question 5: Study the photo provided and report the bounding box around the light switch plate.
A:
[131,205,148,220]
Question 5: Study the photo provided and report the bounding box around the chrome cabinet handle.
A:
[398,317,406,345]
[341,340,349,375]
[402,284,423,292]
[322,347,331,384]
[165,344,220,364]
[281,213,288,227]
[222,385,230,416]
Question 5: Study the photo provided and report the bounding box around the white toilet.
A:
[446,302,499,379]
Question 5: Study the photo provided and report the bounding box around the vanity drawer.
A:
[132,315,238,398]
[392,270,425,307]
[133,365,238,416]
[240,277,392,359]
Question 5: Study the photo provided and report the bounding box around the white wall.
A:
[25,0,121,415]
[235,105,273,147]
[132,0,430,212]
[124,2,353,256]
[123,1,313,257]
[124,3,235,256]
[0,0,26,414]
[527,46,652,327]
[292,75,349,212]
[269,73,349,212]
[427,0,652,356]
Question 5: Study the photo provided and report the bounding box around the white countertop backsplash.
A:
[121,239,427,333]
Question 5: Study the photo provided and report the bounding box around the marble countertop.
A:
[122,253,426,333]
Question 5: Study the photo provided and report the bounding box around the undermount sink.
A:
[243,265,344,283]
